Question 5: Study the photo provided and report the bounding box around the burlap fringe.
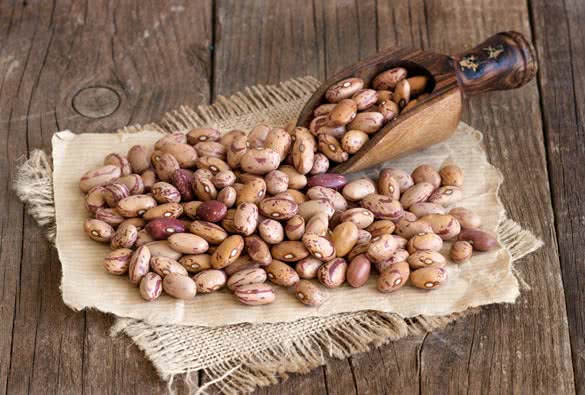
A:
[12,76,543,394]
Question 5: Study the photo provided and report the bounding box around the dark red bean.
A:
[307,174,348,190]
[197,200,228,222]
[145,218,186,240]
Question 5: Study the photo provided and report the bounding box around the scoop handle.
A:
[451,31,537,97]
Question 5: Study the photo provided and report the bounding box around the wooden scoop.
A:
[297,31,537,174]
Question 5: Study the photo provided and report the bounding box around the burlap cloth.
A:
[14,77,542,394]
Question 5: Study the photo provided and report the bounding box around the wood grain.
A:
[529,0,585,392]
[0,0,580,394]
[0,1,211,394]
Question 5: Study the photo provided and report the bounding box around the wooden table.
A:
[0,1,581,394]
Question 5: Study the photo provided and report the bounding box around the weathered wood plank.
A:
[418,0,575,393]
[529,0,585,392]
[0,1,212,394]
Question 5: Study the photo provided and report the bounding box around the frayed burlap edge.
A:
[13,76,543,394]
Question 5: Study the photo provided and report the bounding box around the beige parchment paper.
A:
[53,123,518,327]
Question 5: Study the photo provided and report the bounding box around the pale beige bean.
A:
[79,165,121,192]
[244,235,272,266]
[150,256,189,277]
[145,241,182,260]
[285,189,307,205]
[279,165,307,189]
[304,212,329,237]
[144,202,183,220]
[295,280,326,306]
[352,89,378,110]
[450,241,473,262]
[139,272,163,301]
[129,246,151,285]
[366,220,395,238]
[263,170,288,195]
[309,153,330,175]
[372,67,407,90]
[449,207,481,229]
[258,197,299,220]
[179,254,212,273]
[292,131,316,175]
[317,258,347,288]
[408,202,446,217]
[325,77,364,102]
[347,254,371,287]
[103,248,133,275]
[265,259,300,287]
[428,186,463,206]
[295,257,323,279]
[400,211,418,222]
[306,186,347,211]
[400,182,434,209]
[167,233,209,254]
[187,127,221,144]
[224,255,260,276]
[85,186,107,213]
[193,269,227,293]
[127,145,151,174]
[361,194,403,221]
[264,128,292,161]
[154,132,186,150]
[84,219,115,242]
[217,186,237,208]
[227,268,267,290]
[313,103,337,116]
[439,165,464,186]
[356,229,372,244]
[378,99,399,121]
[298,198,335,220]
[233,203,259,236]
[271,241,309,262]
[117,174,145,195]
[420,214,461,240]
[194,168,214,180]
[212,170,237,189]
[302,234,336,261]
[161,143,198,168]
[393,79,411,109]
[339,208,375,229]
[103,183,129,208]
[410,266,448,290]
[117,194,157,217]
[258,219,284,244]
[248,124,271,148]
[407,233,443,254]
[212,235,245,268]
[240,148,281,175]
[380,168,413,193]
[151,151,180,181]
[347,112,384,134]
[95,208,125,227]
[227,134,248,169]
[367,234,399,263]
[341,130,369,154]
[411,165,441,189]
[188,220,228,245]
[374,249,410,273]
[285,215,306,241]
[407,251,447,269]
[395,219,434,239]
[151,182,181,204]
[457,229,498,251]
[234,283,275,305]
[377,261,410,292]
[342,178,376,201]
[111,223,138,249]
[329,223,357,258]
[236,178,266,206]
[163,273,197,299]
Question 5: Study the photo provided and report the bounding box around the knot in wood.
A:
[72,86,120,118]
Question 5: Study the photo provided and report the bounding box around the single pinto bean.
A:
[212,235,245,268]
[325,77,364,102]
[193,270,227,293]
[302,233,336,261]
[328,99,357,126]
[407,233,443,254]
[163,273,197,299]
[347,112,384,134]
[372,67,407,90]
[450,241,473,262]
[419,214,461,240]
[245,235,272,266]
[347,254,371,287]
[317,258,348,288]
[265,259,300,287]
[458,229,498,251]
[234,283,276,305]
[439,165,464,187]
[139,272,163,301]
[400,182,434,209]
[271,241,309,262]
[79,165,121,192]
[84,219,115,242]
[377,261,410,292]
[352,89,378,110]
[295,280,326,306]
[285,215,306,241]
[407,251,447,269]
[428,186,463,206]
[331,222,359,257]
[411,165,441,189]
[410,266,448,290]
[341,130,369,154]
[449,207,481,229]
[295,257,323,279]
